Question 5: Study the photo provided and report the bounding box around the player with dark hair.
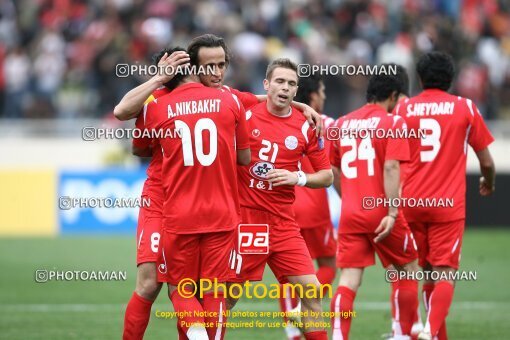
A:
[330,72,420,340]
[122,46,190,340]
[231,58,333,340]
[394,52,495,340]
[115,35,324,338]
[143,62,251,340]
[415,52,455,91]
[384,64,425,340]
[279,73,337,340]
[187,34,231,89]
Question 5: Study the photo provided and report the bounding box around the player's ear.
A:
[310,90,318,102]
[391,90,399,102]
[263,78,269,91]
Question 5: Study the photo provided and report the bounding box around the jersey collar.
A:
[172,82,205,94]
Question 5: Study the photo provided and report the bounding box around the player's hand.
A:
[153,51,190,85]
[301,104,323,137]
[267,169,298,187]
[373,215,396,243]
[479,176,495,196]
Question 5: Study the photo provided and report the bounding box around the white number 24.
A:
[340,137,375,179]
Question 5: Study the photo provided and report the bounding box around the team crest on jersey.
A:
[252,129,260,137]
[285,135,298,150]
[250,161,275,180]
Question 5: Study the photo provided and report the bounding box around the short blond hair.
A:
[266,58,298,80]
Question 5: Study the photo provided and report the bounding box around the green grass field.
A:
[1,228,509,339]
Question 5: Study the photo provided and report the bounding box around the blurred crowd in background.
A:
[1,0,510,120]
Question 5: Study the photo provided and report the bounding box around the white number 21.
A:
[259,139,278,163]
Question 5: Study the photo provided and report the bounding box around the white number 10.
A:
[175,118,218,166]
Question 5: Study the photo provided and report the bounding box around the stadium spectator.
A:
[1,0,509,119]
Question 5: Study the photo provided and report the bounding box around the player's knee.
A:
[399,259,420,273]
[136,278,162,300]
[299,282,322,305]
[317,256,336,269]
[338,275,362,292]
[226,296,239,310]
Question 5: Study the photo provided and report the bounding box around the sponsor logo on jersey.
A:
[250,161,275,180]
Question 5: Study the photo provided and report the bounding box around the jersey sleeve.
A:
[385,115,410,162]
[132,105,152,149]
[329,119,341,168]
[132,91,168,149]
[304,121,331,171]
[230,94,250,150]
[467,101,495,152]
[228,87,259,110]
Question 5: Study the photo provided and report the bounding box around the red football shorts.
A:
[336,215,418,268]
[157,229,236,286]
[300,223,337,259]
[231,207,316,284]
[409,219,464,269]
[136,194,163,265]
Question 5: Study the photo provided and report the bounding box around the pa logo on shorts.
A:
[250,161,275,180]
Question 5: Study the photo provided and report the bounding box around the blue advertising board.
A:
[58,169,147,234]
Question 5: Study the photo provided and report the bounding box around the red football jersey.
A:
[223,85,259,109]
[293,114,336,229]
[330,104,410,233]
[144,82,250,234]
[133,87,171,206]
[394,89,494,222]
[237,102,331,222]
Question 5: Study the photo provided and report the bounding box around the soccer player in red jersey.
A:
[142,63,251,340]
[186,34,323,132]
[393,52,496,340]
[385,64,425,340]
[115,34,324,132]
[278,74,338,340]
[232,58,333,340]
[120,48,190,340]
[329,73,420,340]
[115,35,324,338]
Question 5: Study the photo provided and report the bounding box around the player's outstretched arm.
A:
[374,160,400,243]
[114,77,166,121]
[475,147,496,196]
[301,168,333,188]
[113,51,190,121]
[267,168,333,188]
[292,101,323,137]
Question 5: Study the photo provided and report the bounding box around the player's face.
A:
[311,81,326,112]
[264,67,298,110]
[197,46,227,89]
